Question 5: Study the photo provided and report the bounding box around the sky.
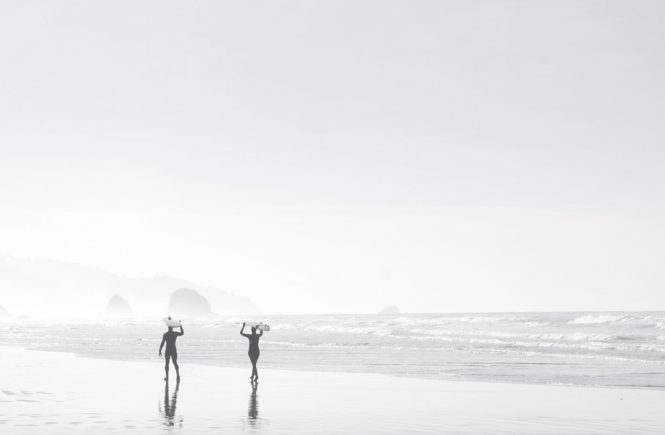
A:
[1,1,664,313]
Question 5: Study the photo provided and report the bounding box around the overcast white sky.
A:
[1,1,664,313]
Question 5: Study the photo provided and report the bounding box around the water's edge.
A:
[2,311,664,390]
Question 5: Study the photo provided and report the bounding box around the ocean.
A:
[2,311,664,390]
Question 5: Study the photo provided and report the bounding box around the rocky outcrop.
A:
[378,305,400,315]
[167,288,212,318]
[140,276,260,315]
[105,294,133,318]
[0,256,261,317]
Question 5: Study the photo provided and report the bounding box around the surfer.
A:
[240,322,263,382]
[159,324,184,381]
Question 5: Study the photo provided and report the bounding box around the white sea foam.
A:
[3,311,665,389]
[569,314,665,327]
[568,314,630,324]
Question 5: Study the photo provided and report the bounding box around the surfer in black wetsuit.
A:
[240,322,262,382]
[159,325,184,382]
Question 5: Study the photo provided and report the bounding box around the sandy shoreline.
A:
[1,346,663,434]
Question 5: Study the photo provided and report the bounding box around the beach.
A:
[1,346,663,434]
[5,313,665,389]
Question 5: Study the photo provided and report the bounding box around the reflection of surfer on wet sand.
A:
[248,381,259,424]
[160,379,181,428]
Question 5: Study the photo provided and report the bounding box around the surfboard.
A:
[163,317,182,328]
[254,322,270,332]
[241,321,270,332]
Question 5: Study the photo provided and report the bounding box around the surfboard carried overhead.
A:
[240,321,270,332]
[163,317,182,328]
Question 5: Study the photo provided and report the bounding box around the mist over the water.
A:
[0,255,258,319]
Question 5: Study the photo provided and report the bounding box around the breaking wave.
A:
[3,311,665,390]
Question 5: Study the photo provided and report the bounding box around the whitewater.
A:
[1,311,664,390]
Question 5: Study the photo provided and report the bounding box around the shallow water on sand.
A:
[1,311,664,389]
[2,347,664,435]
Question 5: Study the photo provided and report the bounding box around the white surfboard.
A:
[240,321,270,332]
[255,322,270,332]
[163,317,182,328]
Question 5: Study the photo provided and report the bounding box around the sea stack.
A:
[105,294,133,318]
[167,288,212,318]
[378,305,401,315]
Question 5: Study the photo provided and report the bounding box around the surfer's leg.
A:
[254,351,259,381]
[249,353,258,381]
[172,352,180,380]
[164,353,170,381]
[248,352,254,380]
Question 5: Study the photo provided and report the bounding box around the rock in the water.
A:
[0,255,260,317]
[378,305,400,315]
[0,305,11,319]
[168,288,212,318]
[106,294,133,318]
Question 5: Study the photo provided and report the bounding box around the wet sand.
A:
[1,346,663,434]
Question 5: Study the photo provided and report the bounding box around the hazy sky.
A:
[1,1,664,313]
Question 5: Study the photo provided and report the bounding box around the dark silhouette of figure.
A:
[159,379,181,428]
[240,322,262,382]
[159,323,184,381]
[248,381,259,426]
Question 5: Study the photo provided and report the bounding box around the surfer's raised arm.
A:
[159,333,166,357]
[240,322,249,337]
[177,325,184,336]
